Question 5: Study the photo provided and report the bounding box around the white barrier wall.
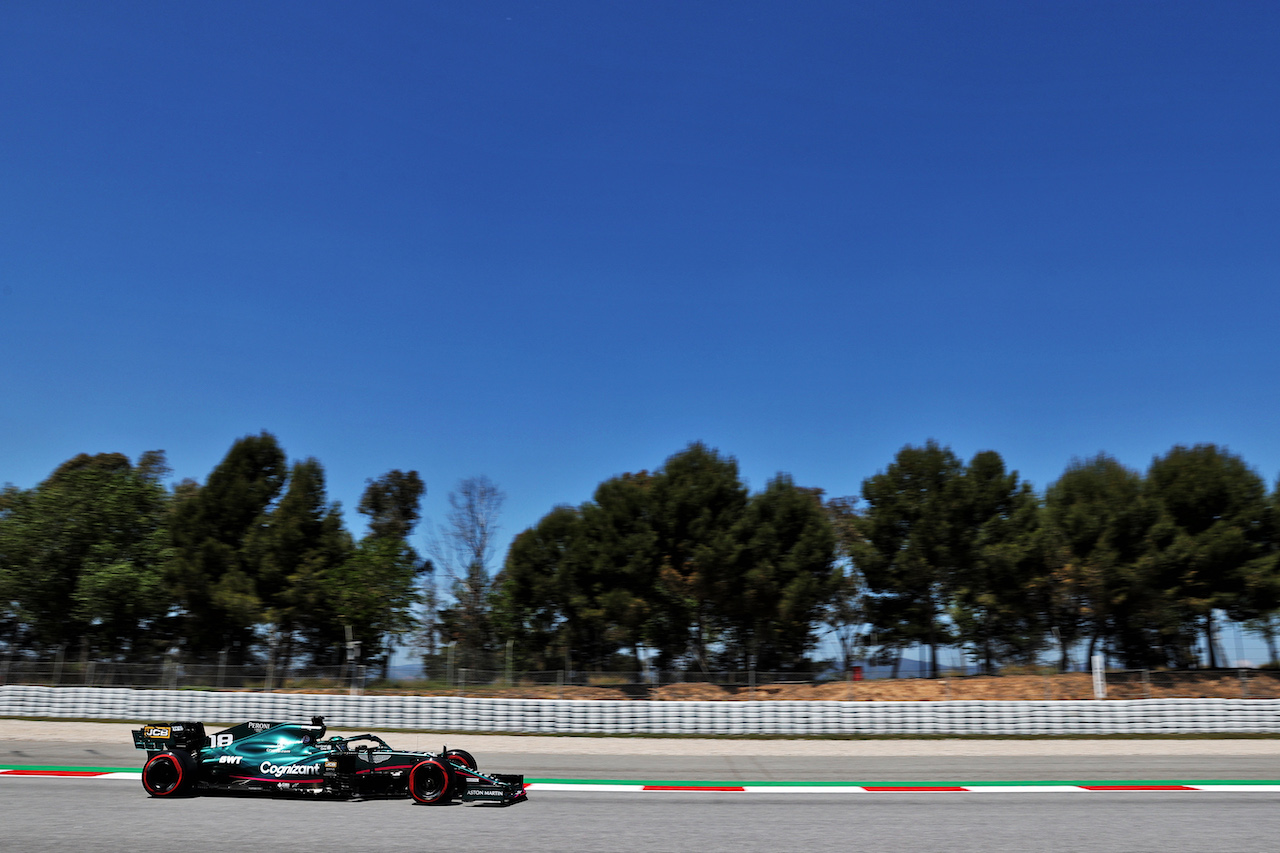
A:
[2,685,1279,735]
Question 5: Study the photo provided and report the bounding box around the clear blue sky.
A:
[3,1,1279,592]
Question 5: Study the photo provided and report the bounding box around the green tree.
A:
[0,485,19,648]
[948,451,1044,673]
[328,469,426,676]
[71,451,175,659]
[0,451,173,659]
[1043,454,1161,668]
[244,458,353,667]
[498,444,836,673]
[358,469,425,541]
[721,477,838,671]
[492,505,584,671]
[575,471,658,668]
[851,441,965,678]
[1245,479,1280,666]
[327,537,421,676]
[169,432,286,661]
[648,443,748,669]
[495,472,657,672]
[1144,444,1279,667]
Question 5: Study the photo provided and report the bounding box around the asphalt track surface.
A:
[7,737,1280,783]
[5,731,1280,852]
[4,776,1280,853]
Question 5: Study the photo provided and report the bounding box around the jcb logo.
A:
[142,726,171,739]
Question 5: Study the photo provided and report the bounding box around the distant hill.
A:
[386,661,425,680]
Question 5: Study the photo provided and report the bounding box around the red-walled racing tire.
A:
[408,758,453,805]
[142,750,197,797]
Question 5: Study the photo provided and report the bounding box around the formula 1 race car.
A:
[132,717,526,806]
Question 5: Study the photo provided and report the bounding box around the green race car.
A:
[132,716,526,806]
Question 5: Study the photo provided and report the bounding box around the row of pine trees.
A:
[0,433,425,673]
[493,441,1280,675]
[3,434,1278,675]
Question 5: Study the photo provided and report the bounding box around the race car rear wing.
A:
[132,721,208,752]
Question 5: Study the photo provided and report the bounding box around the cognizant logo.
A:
[259,761,314,777]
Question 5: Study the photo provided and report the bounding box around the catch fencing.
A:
[2,685,1279,735]
[0,659,800,692]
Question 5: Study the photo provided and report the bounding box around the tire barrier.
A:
[3,685,1280,735]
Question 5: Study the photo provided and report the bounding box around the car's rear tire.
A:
[408,758,453,804]
[142,750,196,797]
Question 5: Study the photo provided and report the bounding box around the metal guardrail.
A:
[4,685,1280,734]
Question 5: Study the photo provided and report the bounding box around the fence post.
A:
[265,631,278,692]
[349,664,363,697]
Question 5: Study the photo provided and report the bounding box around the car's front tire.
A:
[444,749,478,798]
[142,750,197,797]
[408,758,454,804]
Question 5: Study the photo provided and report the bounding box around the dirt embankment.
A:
[647,672,1278,701]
